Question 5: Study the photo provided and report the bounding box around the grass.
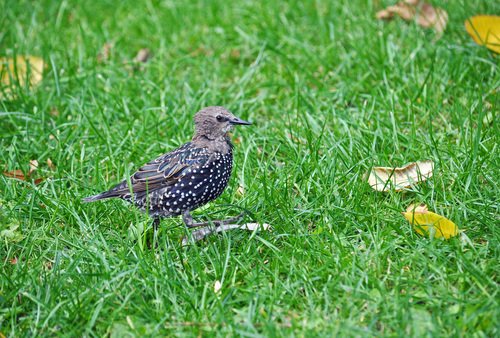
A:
[1,0,499,336]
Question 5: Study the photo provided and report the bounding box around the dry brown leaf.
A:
[47,158,56,171]
[34,178,45,185]
[0,56,44,97]
[4,160,45,185]
[377,3,415,21]
[376,1,448,35]
[134,48,151,63]
[418,4,448,34]
[97,42,113,62]
[29,160,39,174]
[402,204,459,239]
[465,15,500,54]
[367,160,434,191]
[406,203,428,213]
[10,257,18,265]
[3,169,26,180]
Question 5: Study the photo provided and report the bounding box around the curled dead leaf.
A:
[376,1,448,35]
[134,48,151,63]
[47,158,56,171]
[402,204,458,239]
[29,160,39,174]
[34,178,45,185]
[3,169,26,180]
[465,15,500,54]
[418,4,448,34]
[367,160,434,191]
[3,160,45,185]
[377,3,415,21]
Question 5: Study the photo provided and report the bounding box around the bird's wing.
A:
[106,143,210,197]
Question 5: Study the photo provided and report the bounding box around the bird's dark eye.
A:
[216,115,224,122]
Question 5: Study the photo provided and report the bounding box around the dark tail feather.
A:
[82,191,116,203]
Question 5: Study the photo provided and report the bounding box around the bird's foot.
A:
[181,222,249,246]
[216,212,245,226]
[181,212,247,245]
[182,211,245,228]
[147,217,161,249]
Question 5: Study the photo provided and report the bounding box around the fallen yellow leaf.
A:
[0,56,44,96]
[367,160,434,192]
[403,205,458,239]
[465,15,500,54]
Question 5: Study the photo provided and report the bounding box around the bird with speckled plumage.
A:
[83,106,251,229]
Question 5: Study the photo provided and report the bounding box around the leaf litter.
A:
[134,48,151,63]
[402,203,459,239]
[376,0,448,36]
[465,15,500,54]
[0,56,44,98]
[3,159,46,185]
[366,160,434,192]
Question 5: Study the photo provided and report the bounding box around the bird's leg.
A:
[215,212,245,225]
[181,212,248,245]
[182,210,210,228]
[152,217,161,230]
[182,210,245,228]
[145,217,161,250]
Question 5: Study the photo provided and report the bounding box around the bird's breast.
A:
[143,150,233,216]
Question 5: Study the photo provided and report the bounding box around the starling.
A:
[83,106,251,229]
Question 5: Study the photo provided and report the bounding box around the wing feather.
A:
[105,142,209,197]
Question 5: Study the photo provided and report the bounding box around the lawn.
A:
[1,0,499,336]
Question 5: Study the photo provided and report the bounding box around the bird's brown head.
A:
[193,106,251,141]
